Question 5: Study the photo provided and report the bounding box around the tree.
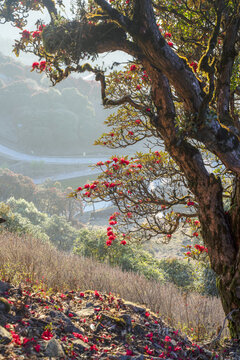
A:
[1,0,240,337]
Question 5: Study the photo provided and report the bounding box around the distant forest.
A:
[0,52,112,156]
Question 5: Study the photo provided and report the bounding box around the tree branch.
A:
[216,10,240,123]
[95,71,146,111]
[42,0,58,19]
[94,0,133,29]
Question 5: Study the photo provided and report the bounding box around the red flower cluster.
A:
[190,61,198,73]
[39,60,46,71]
[32,62,39,70]
[119,157,130,165]
[41,329,53,341]
[38,24,46,31]
[32,30,41,38]
[144,345,154,355]
[106,226,116,246]
[130,64,137,71]
[10,330,21,345]
[164,32,172,38]
[73,332,89,343]
[194,244,208,252]
[142,70,149,81]
[32,60,47,71]
[22,30,30,39]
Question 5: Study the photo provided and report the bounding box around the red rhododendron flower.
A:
[164,32,172,38]
[126,349,133,355]
[73,332,88,342]
[77,186,82,191]
[167,41,173,47]
[32,30,41,38]
[187,201,195,206]
[121,240,126,245]
[106,240,112,246]
[136,84,141,90]
[39,60,46,71]
[80,292,84,297]
[32,62,39,70]
[41,329,53,341]
[190,61,198,72]
[94,290,100,298]
[164,335,171,342]
[38,24,46,31]
[107,227,112,231]
[90,344,99,351]
[34,344,41,352]
[135,119,141,124]
[22,30,30,39]
[130,64,136,71]
[109,220,117,225]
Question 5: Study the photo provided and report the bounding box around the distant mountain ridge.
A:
[0,52,112,156]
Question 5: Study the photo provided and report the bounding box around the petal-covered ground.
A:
[0,281,238,359]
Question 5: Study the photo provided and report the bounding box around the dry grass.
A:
[0,230,228,341]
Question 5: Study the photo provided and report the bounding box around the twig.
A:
[203,308,240,347]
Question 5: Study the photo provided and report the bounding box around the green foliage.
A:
[158,258,194,289]
[0,169,82,221]
[6,197,48,226]
[42,214,79,252]
[0,201,49,242]
[1,196,80,251]
[73,228,217,295]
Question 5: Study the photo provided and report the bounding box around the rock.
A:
[72,339,90,352]
[86,302,94,308]
[0,325,12,344]
[45,338,65,357]
[132,323,145,336]
[118,355,144,360]
[123,301,146,314]
[0,298,11,313]
[76,308,95,317]
[119,314,132,331]
[48,310,83,333]
[0,281,12,295]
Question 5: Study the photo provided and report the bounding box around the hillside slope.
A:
[0,281,234,359]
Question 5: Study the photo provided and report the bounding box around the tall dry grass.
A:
[0,230,227,341]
